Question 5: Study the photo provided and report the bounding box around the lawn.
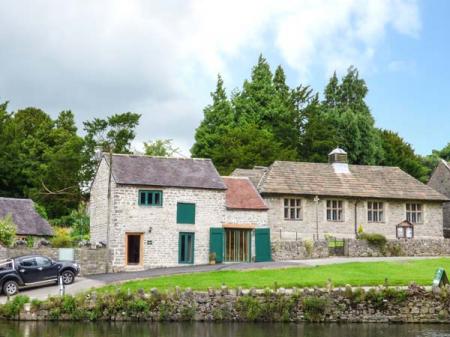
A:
[98,258,449,292]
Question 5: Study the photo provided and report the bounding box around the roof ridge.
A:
[109,153,211,161]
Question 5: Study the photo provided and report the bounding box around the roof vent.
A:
[329,148,350,174]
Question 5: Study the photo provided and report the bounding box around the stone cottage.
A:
[233,148,448,240]
[428,159,450,237]
[0,197,53,239]
[89,154,271,271]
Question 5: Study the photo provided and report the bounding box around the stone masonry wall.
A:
[272,240,329,260]
[272,238,450,260]
[110,184,226,270]
[11,285,450,323]
[89,157,113,245]
[0,246,110,276]
[428,160,450,236]
[346,238,450,257]
[264,195,443,240]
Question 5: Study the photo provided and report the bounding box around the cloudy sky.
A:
[0,0,448,155]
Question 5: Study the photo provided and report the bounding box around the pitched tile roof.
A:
[109,154,226,190]
[222,177,268,210]
[0,198,53,236]
[231,167,267,187]
[255,161,449,201]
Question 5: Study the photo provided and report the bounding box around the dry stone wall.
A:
[8,285,450,323]
[0,246,110,276]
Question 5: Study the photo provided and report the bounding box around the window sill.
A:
[283,218,303,221]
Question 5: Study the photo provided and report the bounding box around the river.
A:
[1,322,450,337]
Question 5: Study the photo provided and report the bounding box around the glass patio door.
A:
[225,229,251,262]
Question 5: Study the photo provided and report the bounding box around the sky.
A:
[0,0,448,156]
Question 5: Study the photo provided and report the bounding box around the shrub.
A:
[358,233,387,250]
[51,205,90,244]
[0,214,16,247]
[304,240,313,257]
[236,296,262,321]
[50,227,73,248]
[26,235,35,248]
[387,243,404,256]
[357,225,364,235]
[0,295,29,318]
[302,296,328,322]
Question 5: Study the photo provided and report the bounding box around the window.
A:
[179,232,195,264]
[138,190,163,206]
[368,201,384,222]
[406,203,423,223]
[177,203,196,224]
[20,258,37,267]
[284,198,302,220]
[35,257,52,267]
[326,200,343,221]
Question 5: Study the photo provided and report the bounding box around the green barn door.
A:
[255,228,271,262]
[209,228,224,263]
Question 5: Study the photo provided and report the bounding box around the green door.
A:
[179,232,195,264]
[209,228,224,263]
[255,228,271,262]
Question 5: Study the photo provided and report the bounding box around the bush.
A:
[302,296,328,322]
[0,295,29,319]
[358,233,387,249]
[304,240,313,257]
[0,214,17,247]
[51,205,90,244]
[50,227,73,248]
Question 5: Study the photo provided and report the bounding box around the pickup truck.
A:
[0,255,80,296]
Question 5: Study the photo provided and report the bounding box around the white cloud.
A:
[0,0,421,155]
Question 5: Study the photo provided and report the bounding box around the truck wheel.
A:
[61,270,75,285]
[3,280,19,296]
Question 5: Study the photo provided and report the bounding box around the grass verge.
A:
[97,258,448,292]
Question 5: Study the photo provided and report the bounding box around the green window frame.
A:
[179,232,195,264]
[138,190,163,206]
[177,202,196,224]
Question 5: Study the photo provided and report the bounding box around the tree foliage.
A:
[82,112,141,184]
[0,214,16,247]
[144,139,179,157]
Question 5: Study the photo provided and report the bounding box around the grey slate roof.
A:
[231,167,267,187]
[0,198,53,236]
[237,161,448,202]
[109,154,227,190]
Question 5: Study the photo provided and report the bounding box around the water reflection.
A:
[0,322,450,337]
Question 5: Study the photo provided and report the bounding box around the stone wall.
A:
[272,240,329,260]
[9,285,450,323]
[0,246,110,276]
[428,160,450,237]
[264,195,444,240]
[271,238,450,260]
[346,238,450,257]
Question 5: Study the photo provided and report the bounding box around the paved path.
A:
[1,256,445,302]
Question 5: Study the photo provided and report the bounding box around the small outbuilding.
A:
[0,197,53,237]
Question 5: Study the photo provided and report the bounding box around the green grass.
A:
[98,258,449,293]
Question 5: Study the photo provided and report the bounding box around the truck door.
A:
[17,257,40,284]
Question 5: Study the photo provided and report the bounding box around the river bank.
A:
[1,284,450,323]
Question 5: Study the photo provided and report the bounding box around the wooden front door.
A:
[126,233,143,265]
[225,229,251,262]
